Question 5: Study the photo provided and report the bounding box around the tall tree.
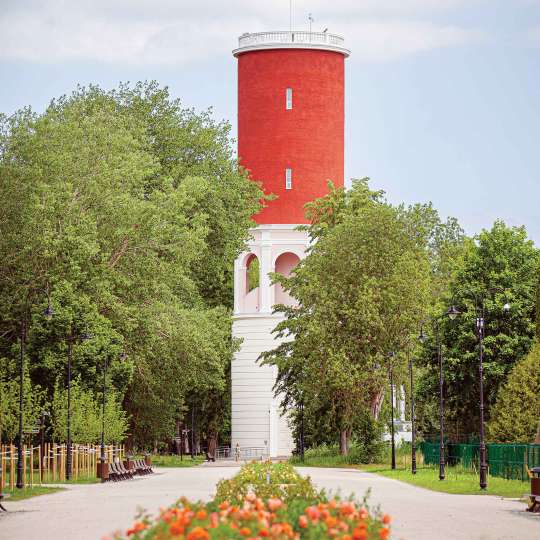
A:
[0,82,262,447]
[262,180,432,454]
[417,221,538,439]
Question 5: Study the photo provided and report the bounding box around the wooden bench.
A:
[527,467,540,513]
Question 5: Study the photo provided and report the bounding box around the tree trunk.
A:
[339,429,349,456]
[534,423,540,444]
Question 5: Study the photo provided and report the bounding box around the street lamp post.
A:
[100,355,108,478]
[408,352,416,475]
[16,300,53,489]
[457,289,509,490]
[299,400,305,463]
[16,318,26,489]
[418,305,459,482]
[388,352,396,470]
[437,324,446,481]
[66,325,91,481]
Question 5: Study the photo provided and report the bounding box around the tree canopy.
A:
[0,82,262,447]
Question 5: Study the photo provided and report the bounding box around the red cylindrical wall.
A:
[237,48,345,224]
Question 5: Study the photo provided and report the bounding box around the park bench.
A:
[527,467,540,513]
[0,493,7,512]
[109,461,132,481]
[134,458,153,475]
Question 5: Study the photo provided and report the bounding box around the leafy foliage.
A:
[0,82,262,446]
[416,221,539,439]
[487,343,540,443]
[50,378,128,444]
[262,180,436,454]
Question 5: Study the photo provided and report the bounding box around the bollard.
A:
[266,471,271,484]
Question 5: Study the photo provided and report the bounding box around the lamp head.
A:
[43,304,54,320]
[446,305,460,321]
[418,327,427,343]
[503,302,511,313]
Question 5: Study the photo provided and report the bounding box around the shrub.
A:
[487,342,540,443]
[214,462,319,505]
[116,463,391,539]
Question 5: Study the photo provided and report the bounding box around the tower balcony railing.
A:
[235,31,349,56]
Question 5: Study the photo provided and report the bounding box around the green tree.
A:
[417,221,538,439]
[51,378,128,443]
[487,343,540,443]
[0,82,262,447]
[262,180,432,454]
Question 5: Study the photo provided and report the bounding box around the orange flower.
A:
[219,502,230,510]
[340,502,356,516]
[267,498,283,511]
[352,527,368,540]
[342,535,352,540]
[305,506,320,521]
[239,527,252,536]
[196,510,207,520]
[186,526,210,540]
[325,516,338,528]
[126,522,147,536]
[379,527,390,539]
[382,514,391,525]
[358,507,369,520]
[298,515,308,529]
[169,521,185,536]
[210,512,219,528]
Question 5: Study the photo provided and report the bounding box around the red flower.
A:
[298,515,308,529]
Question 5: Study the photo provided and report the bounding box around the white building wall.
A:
[231,225,308,457]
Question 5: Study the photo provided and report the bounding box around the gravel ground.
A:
[297,467,540,540]
[0,466,239,540]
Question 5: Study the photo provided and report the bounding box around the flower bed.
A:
[116,462,391,539]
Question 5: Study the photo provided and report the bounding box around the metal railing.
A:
[420,442,540,481]
[216,446,269,461]
[237,31,346,49]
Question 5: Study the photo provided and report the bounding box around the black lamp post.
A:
[16,301,53,489]
[299,400,305,463]
[458,291,509,490]
[388,352,396,470]
[408,351,417,475]
[66,325,91,481]
[100,347,126,479]
[418,305,459,482]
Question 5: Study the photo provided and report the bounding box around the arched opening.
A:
[274,252,300,306]
[244,253,260,312]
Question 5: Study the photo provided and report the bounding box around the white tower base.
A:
[231,225,308,457]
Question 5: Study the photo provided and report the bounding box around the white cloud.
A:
[0,0,487,65]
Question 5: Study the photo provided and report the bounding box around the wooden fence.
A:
[0,444,125,490]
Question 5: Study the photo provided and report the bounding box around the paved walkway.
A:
[1,465,539,540]
[298,467,540,540]
[0,466,239,540]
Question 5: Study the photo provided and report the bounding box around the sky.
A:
[1,0,539,243]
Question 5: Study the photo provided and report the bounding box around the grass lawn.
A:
[357,465,530,498]
[2,485,65,502]
[146,454,205,467]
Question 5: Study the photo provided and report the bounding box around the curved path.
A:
[298,467,540,540]
[0,466,239,540]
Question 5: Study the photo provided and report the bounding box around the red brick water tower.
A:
[231,31,349,456]
[234,32,349,223]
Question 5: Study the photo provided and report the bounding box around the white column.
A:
[260,231,273,313]
[233,256,245,314]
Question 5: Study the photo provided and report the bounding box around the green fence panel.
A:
[419,442,540,481]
